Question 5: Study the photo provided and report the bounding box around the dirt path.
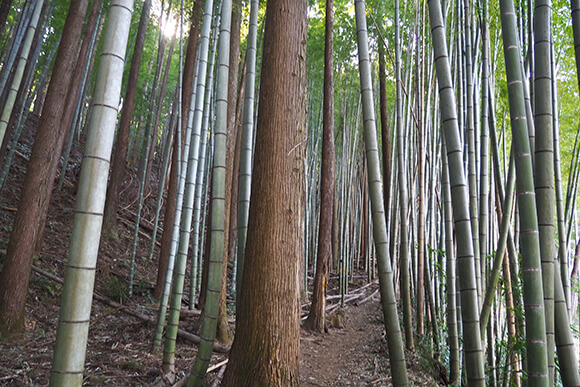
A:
[300,288,440,386]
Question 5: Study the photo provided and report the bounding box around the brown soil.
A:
[300,293,441,387]
[0,117,441,386]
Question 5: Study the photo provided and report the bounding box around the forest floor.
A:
[0,117,442,386]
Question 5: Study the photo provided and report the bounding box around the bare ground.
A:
[0,121,441,386]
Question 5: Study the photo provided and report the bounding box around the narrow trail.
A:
[300,286,440,386]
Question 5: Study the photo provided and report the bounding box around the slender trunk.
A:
[354,1,409,384]
[102,0,151,236]
[395,0,414,351]
[304,0,334,333]
[155,0,205,300]
[427,0,486,382]
[234,0,259,302]
[181,0,204,135]
[499,0,549,381]
[534,0,555,381]
[49,1,133,384]
[0,0,87,338]
[442,140,459,385]
[187,0,233,381]
[0,0,43,149]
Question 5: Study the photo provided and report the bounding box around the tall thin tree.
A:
[354,1,409,384]
[427,0,486,383]
[187,0,232,382]
[304,0,335,333]
[102,0,151,236]
[49,0,134,384]
[499,0,549,381]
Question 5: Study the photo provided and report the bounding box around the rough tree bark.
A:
[0,0,88,338]
[303,0,335,333]
[221,0,307,383]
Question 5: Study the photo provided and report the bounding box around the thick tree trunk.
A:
[0,0,88,338]
[303,0,334,333]
[102,0,151,236]
[221,0,307,384]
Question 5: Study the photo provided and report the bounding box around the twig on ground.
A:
[356,289,379,306]
[31,265,230,354]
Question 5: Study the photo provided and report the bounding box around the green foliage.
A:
[103,276,129,303]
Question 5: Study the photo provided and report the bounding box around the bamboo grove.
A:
[1,0,580,384]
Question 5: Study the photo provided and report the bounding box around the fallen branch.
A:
[207,359,228,373]
[170,359,229,387]
[209,361,227,387]
[31,265,229,353]
[301,288,371,321]
[356,289,379,306]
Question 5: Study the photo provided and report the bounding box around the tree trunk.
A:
[102,0,151,236]
[221,0,307,384]
[304,0,334,333]
[215,0,242,345]
[0,0,88,338]
[50,1,134,383]
[394,0,414,351]
[0,0,43,150]
[533,0,555,381]
[154,3,204,299]
[181,0,204,134]
[428,0,486,382]
[234,0,259,301]
[354,1,408,384]
[499,0,549,381]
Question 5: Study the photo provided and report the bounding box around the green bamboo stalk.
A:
[0,0,34,101]
[395,0,414,351]
[499,0,549,382]
[480,155,515,334]
[0,7,52,193]
[148,89,177,261]
[427,0,486,383]
[190,3,220,303]
[479,0,490,311]
[0,0,43,147]
[164,0,223,370]
[152,0,216,350]
[534,0,555,382]
[233,0,258,302]
[354,1,408,384]
[461,0,481,305]
[442,139,459,385]
[554,263,580,386]
[49,0,134,384]
[187,0,232,381]
[551,42,570,314]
